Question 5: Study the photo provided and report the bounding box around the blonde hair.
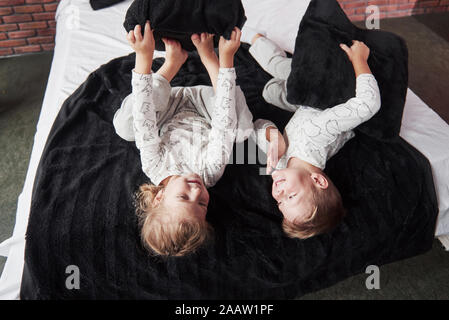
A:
[282,179,345,239]
[135,183,212,256]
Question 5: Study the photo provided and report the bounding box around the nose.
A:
[273,182,284,198]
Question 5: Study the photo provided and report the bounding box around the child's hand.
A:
[219,27,242,55]
[127,20,155,58]
[266,127,286,175]
[340,40,370,63]
[340,40,372,77]
[156,38,188,82]
[128,20,155,74]
[162,38,188,67]
[218,27,242,68]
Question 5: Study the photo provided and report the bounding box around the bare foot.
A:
[191,33,219,66]
[162,37,188,68]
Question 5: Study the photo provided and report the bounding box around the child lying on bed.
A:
[241,28,381,239]
[113,21,253,256]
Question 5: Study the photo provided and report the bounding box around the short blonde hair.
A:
[135,183,213,256]
[282,179,345,239]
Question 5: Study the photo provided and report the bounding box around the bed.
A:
[0,0,448,299]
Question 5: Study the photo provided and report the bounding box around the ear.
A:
[152,188,164,207]
[310,172,329,190]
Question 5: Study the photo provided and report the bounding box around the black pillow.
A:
[123,0,247,52]
[286,0,409,140]
[89,0,124,10]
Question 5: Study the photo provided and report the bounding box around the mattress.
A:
[0,0,448,299]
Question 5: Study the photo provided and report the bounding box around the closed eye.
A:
[278,194,297,206]
[178,194,189,200]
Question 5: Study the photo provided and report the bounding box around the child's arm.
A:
[127,21,163,176]
[331,40,380,130]
[204,28,241,174]
[128,21,154,74]
[252,119,287,174]
[191,33,220,91]
[157,38,188,82]
[309,41,381,145]
[248,35,292,81]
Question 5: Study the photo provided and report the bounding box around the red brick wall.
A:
[0,0,58,56]
[338,0,449,21]
[1,0,449,57]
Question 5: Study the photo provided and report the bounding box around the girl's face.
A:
[154,174,210,220]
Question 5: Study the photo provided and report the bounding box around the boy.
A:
[243,29,381,239]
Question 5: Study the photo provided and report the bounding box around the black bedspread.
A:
[20,43,438,299]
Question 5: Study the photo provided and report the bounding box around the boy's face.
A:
[271,168,316,223]
[154,174,209,220]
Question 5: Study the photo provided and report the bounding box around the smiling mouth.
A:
[187,179,202,186]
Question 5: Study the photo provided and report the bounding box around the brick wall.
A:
[1,0,449,57]
[0,0,58,56]
[338,0,449,21]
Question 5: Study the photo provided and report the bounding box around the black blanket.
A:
[20,42,438,299]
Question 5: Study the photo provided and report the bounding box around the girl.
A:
[113,21,253,256]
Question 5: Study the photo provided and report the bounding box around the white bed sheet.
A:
[1,0,448,300]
